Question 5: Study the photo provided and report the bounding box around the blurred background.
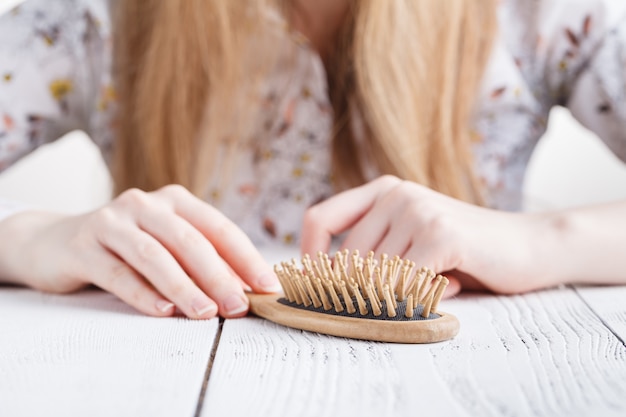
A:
[1,0,625,214]
[1,107,625,214]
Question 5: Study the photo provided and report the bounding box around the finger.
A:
[96,218,218,319]
[88,251,176,317]
[341,182,413,254]
[403,243,461,278]
[366,209,413,259]
[441,275,462,299]
[372,230,412,261]
[156,185,280,294]
[225,262,252,291]
[447,269,488,292]
[301,175,402,256]
[136,209,251,317]
[339,205,392,255]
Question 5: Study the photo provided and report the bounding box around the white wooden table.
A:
[1,246,625,417]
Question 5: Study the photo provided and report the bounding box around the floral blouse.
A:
[1,0,625,246]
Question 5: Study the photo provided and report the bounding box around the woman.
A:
[0,0,625,319]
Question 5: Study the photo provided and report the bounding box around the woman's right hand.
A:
[0,185,280,319]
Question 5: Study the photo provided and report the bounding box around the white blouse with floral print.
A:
[1,0,625,246]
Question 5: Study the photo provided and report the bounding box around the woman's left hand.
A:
[301,175,554,297]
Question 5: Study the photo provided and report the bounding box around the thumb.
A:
[300,176,402,256]
[447,270,488,292]
[441,275,462,299]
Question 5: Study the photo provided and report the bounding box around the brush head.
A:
[276,250,448,319]
[247,250,460,343]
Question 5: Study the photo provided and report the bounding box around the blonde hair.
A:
[113,0,497,203]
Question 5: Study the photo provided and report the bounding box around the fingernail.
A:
[258,273,282,293]
[192,298,218,317]
[156,300,175,313]
[223,294,249,316]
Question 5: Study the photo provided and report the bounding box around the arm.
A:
[0,186,280,318]
[547,0,626,162]
[538,202,626,286]
[0,1,281,317]
[301,0,626,295]
[535,0,626,286]
[0,0,109,220]
[300,176,626,296]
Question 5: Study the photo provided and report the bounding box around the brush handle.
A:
[247,293,459,344]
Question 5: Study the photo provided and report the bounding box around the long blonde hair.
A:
[113,0,497,203]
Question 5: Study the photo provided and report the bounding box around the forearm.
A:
[0,211,64,288]
[534,201,626,287]
[0,212,32,286]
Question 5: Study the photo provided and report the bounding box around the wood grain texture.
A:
[0,288,218,417]
[202,287,626,417]
[574,284,626,342]
[247,292,459,343]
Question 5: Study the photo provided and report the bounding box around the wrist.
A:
[525,202,626,288]
[531,209,583,287]
[0,211,66,288]
[458,210,556,294]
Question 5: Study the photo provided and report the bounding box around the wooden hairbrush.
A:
[247,250,459,343]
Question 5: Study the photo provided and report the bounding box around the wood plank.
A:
[0,288,218,417]
[574,285,626,343]
[201,287,626,417]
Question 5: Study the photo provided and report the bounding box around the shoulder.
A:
[498,0,626,62]
[0,0,112,43]
[0,0,113,73]
[0,0,115,147]
[499,0,626,35]
[496,0,626,106]
[1,0,112,19]
[0,0,114,103]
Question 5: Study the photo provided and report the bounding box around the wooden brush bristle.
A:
[274,250,449,321]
